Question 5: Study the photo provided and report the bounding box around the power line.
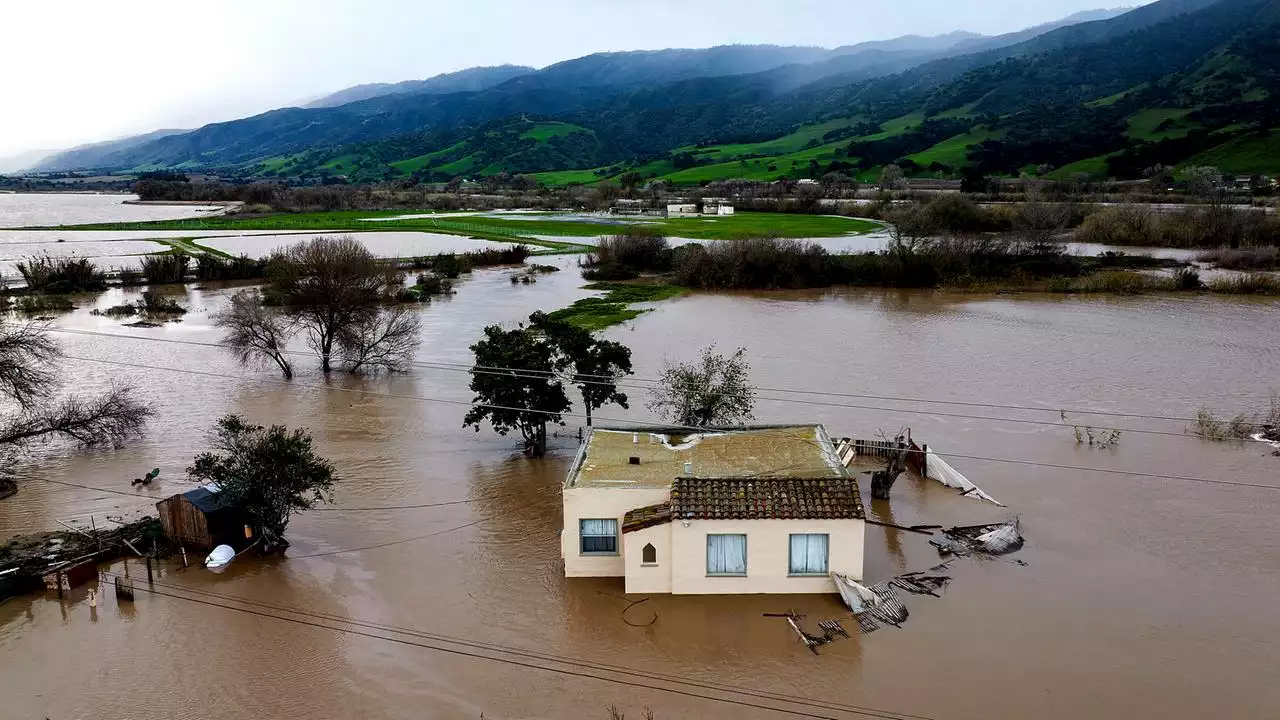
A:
[103,572,935,720]
[287,518,485,558]
[58,352,1280,493]
[45,326,1271,427]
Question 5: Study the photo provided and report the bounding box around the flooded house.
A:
[562,425,865,594]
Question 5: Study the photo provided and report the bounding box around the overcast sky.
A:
[0,0,1145,160]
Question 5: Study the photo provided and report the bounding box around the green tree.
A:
[463,323,570,457]
[647,346,755,428]
[187,414,337,551]
[531,312,633,428]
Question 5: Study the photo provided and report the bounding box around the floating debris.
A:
[931,518,1025,557]
[923,450,1003,506]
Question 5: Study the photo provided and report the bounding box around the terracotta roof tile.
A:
[670,477,864,521]
[622,502,673,533]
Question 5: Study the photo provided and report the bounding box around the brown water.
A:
[3,209,1280,719]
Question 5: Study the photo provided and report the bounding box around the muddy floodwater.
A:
[2,200,1280,720]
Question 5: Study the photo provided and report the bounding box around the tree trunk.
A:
[275,354,294,379]
[870,470,901,500]
[583,395,592,428]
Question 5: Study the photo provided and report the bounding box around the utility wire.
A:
[58,352,1280,493]
[102,572,934,720]
[45,326,1272,426]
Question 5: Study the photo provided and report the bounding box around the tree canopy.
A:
[647,346,756,428]
[187,414,337,550]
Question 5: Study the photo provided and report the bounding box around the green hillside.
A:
[1181,130,1280,175]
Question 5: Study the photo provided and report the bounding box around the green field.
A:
[520,121,592,142]
[1126,107,1200,141]
[1085,83,1148,108]
[1181,130,1280,175]
[674,117,864,163]
[390,141,469,174]
[45,210,880,242]
[932,99,983,119]
[532,167,613,185]
[1049,152,1118,179]
[906,126,1000,169]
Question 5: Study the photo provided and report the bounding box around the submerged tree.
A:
[217,236,421,375]
[647,346,755,428]
[0,321,153,494]
[213,289,295,378]
[464,313,634,456]
[187,414,337,551]
[463,322,570,457]
[531,312,633,428]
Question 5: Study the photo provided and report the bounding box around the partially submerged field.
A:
[40,210,882,242]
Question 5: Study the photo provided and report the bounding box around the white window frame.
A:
[579,518,619,556]
[706,533,748,577]
[788,533,830,576]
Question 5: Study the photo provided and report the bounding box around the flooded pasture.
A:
[0,193,227,227]
[1,198,1280,720]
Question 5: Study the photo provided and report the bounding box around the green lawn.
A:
[1181,130,1280,175]
[42,210,880,242]
[906,126,1000,169]
[1126,107,1200,141]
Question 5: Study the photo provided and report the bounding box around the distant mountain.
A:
[34,128,190,173]
[305,65,535,108]
[38,1,1265,180]
[0,148,56,174]
[951,7,1133,52]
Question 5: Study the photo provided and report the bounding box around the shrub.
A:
[674,237,830,290]
[196,254,268,281]
[140,253,190,284]
[16,253,107,293]
[1205,273,1280,295]
[139,291,188,314]
[118,268,143,286]
[585,229,671,272]
[413,272,453,295]
[1173,267,1202,290]
[13,295,74,313]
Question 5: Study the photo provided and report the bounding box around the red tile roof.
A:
[670,477,864,521]
[622,502,673,533]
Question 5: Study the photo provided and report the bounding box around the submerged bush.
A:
[140,253,190,284]
[13,295,75,313]
[585,229,671,272]
[196,254,268,281]
[674,237,831,290]
[16,253,107,293]
[1205,273,1280,295]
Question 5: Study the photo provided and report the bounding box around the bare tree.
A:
[336,305,422,373]
[266,235,410,372]
[648,346,755,428]
[0,322,152,494]
[213,289,296,378]
[0,321,60,409]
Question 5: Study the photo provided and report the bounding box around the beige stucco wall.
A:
[669,518,864,594]
[562,486,670,577]
[622,524,673,594]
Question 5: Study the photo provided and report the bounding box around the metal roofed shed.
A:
[565,425,848,489]
[156,487,250,552]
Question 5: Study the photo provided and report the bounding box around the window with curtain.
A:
[579,519,618,554]
[706,534,747,576]
[789,534,829,575]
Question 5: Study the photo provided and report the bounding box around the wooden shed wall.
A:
[156,496,213,550]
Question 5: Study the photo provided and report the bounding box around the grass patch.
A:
[1205,273,1280,295]
[11,295,75,314]
[906,126,1001,169]
[546,282,682,331]
[1126,107,1200,142]
[1180,129,1280,175]
[1049,152,1119,179]
[533,167,613,186]
[1191,392,1280,441]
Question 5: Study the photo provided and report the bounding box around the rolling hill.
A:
[30,0,1280,183]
